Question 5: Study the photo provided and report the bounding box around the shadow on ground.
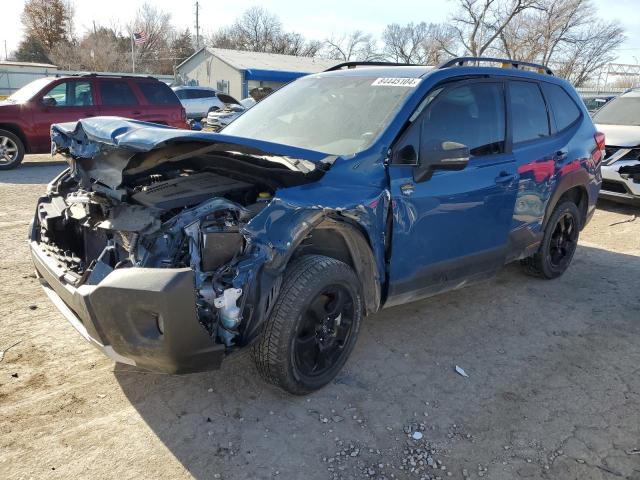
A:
[114,245,640,480]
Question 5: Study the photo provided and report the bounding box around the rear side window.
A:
[421,82,506,157]
[174,89,187,100]
[99,81,138,106]
[541,83,581,131]
[186,89,216,99]
[509,81,549,144]
[138,82,180,105]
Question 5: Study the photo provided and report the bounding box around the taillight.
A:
[181,108,187,121]
[592,131,606,163]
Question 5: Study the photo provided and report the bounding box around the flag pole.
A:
[131,32,136,73]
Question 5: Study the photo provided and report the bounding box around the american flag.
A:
[133,31,148,45]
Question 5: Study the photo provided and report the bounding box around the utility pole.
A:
[195,1,200,49]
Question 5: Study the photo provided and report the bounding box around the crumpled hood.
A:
[595,123,640,147]
[51,117,335,189]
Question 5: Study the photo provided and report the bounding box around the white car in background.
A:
[172,86,234,119]
[593,89,640,206]
[206,97,256,131]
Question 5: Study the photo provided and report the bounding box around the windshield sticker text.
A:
[371,78,420,87]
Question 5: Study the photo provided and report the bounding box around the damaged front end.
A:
[30,118,334,372]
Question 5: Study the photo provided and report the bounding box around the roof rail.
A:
[70,72,157,79]
[324,61,419,72]
[439,57,554,76]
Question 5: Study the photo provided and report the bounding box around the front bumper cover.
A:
[30,239,225,374]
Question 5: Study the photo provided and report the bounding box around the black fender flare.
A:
[542,169,590,231]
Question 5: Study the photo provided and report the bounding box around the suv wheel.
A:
[0,129,25,170]
[253,255,362,394]
[522,201,581,279]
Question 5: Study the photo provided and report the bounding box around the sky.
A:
[1,0,640,64]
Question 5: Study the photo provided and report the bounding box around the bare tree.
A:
[324,31,381,61]
[207,7,321,57]
[554,20,625,86]
[382,22,454,64]
[129,3,175,73]
[495,0,624,85]
[450,0,539,57]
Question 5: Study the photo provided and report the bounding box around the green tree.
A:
[13,36,52,63]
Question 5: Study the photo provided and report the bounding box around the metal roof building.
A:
[176,48,338,100]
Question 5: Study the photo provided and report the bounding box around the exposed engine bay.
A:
[35,165,279,347]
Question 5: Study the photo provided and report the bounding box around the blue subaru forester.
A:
[31,57,602,393]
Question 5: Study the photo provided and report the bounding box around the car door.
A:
[30,79,99,151]
[96,79,142,121]
[506,80,569,261]
[386,79,518,306]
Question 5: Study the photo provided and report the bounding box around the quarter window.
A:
[421,83,506,157]
[41,81,94,107]
[138,82,180,105]
[99,81,138,106]
[510,81,549,143]
[541,83,581,131]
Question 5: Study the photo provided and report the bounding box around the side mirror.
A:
[393,144,418,165]
[414,140,470,182]
[41,97,57,108]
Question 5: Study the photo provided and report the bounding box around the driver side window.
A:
[42,81,94,107]
[421,82,506,157]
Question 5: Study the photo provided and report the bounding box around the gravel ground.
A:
[1,156,639,480]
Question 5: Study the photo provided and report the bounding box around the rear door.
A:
[30,79,99,151]
[386,79,518,306]
[506,79,572,260]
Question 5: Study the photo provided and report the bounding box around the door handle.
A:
[132,110,142,115]
[495,171,515,184]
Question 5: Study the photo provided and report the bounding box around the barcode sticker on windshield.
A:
[371,78,420,87]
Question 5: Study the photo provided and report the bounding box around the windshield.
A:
[593,95,640,126]
[7,78,53,103]
[223,75,418,155]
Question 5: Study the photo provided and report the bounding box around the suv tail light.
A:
[181,107,187,121]
[592,131,606,163]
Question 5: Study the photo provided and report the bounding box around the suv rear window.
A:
[99,81,138,106]
[139,82,180,105]
[510,81,549,144]
[186,89,216,99]
[542,83,581,131]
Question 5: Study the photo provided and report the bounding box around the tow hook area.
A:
[214,288,243,346]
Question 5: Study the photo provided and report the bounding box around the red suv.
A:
[0,74,188,169]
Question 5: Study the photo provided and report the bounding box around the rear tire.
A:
[252,255,363,395]
[522,201,580,279]
[0,129,25,170]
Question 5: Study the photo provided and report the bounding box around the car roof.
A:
[172,85,217,91]
[313,64,563,84]
[314,66,432,78]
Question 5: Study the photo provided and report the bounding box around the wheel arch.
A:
[544,171,590,231]
[0,123,29,152]
[290,217,382,316]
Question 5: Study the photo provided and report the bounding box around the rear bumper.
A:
[30,239,225,373]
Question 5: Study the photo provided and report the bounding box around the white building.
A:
[176,48,338,100]
[0,61,59,97]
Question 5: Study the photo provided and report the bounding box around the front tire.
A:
[253,255,363,395]
[0,129,25,170]
[522,201,581,279]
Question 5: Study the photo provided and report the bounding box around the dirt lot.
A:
[1,156,639,480]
